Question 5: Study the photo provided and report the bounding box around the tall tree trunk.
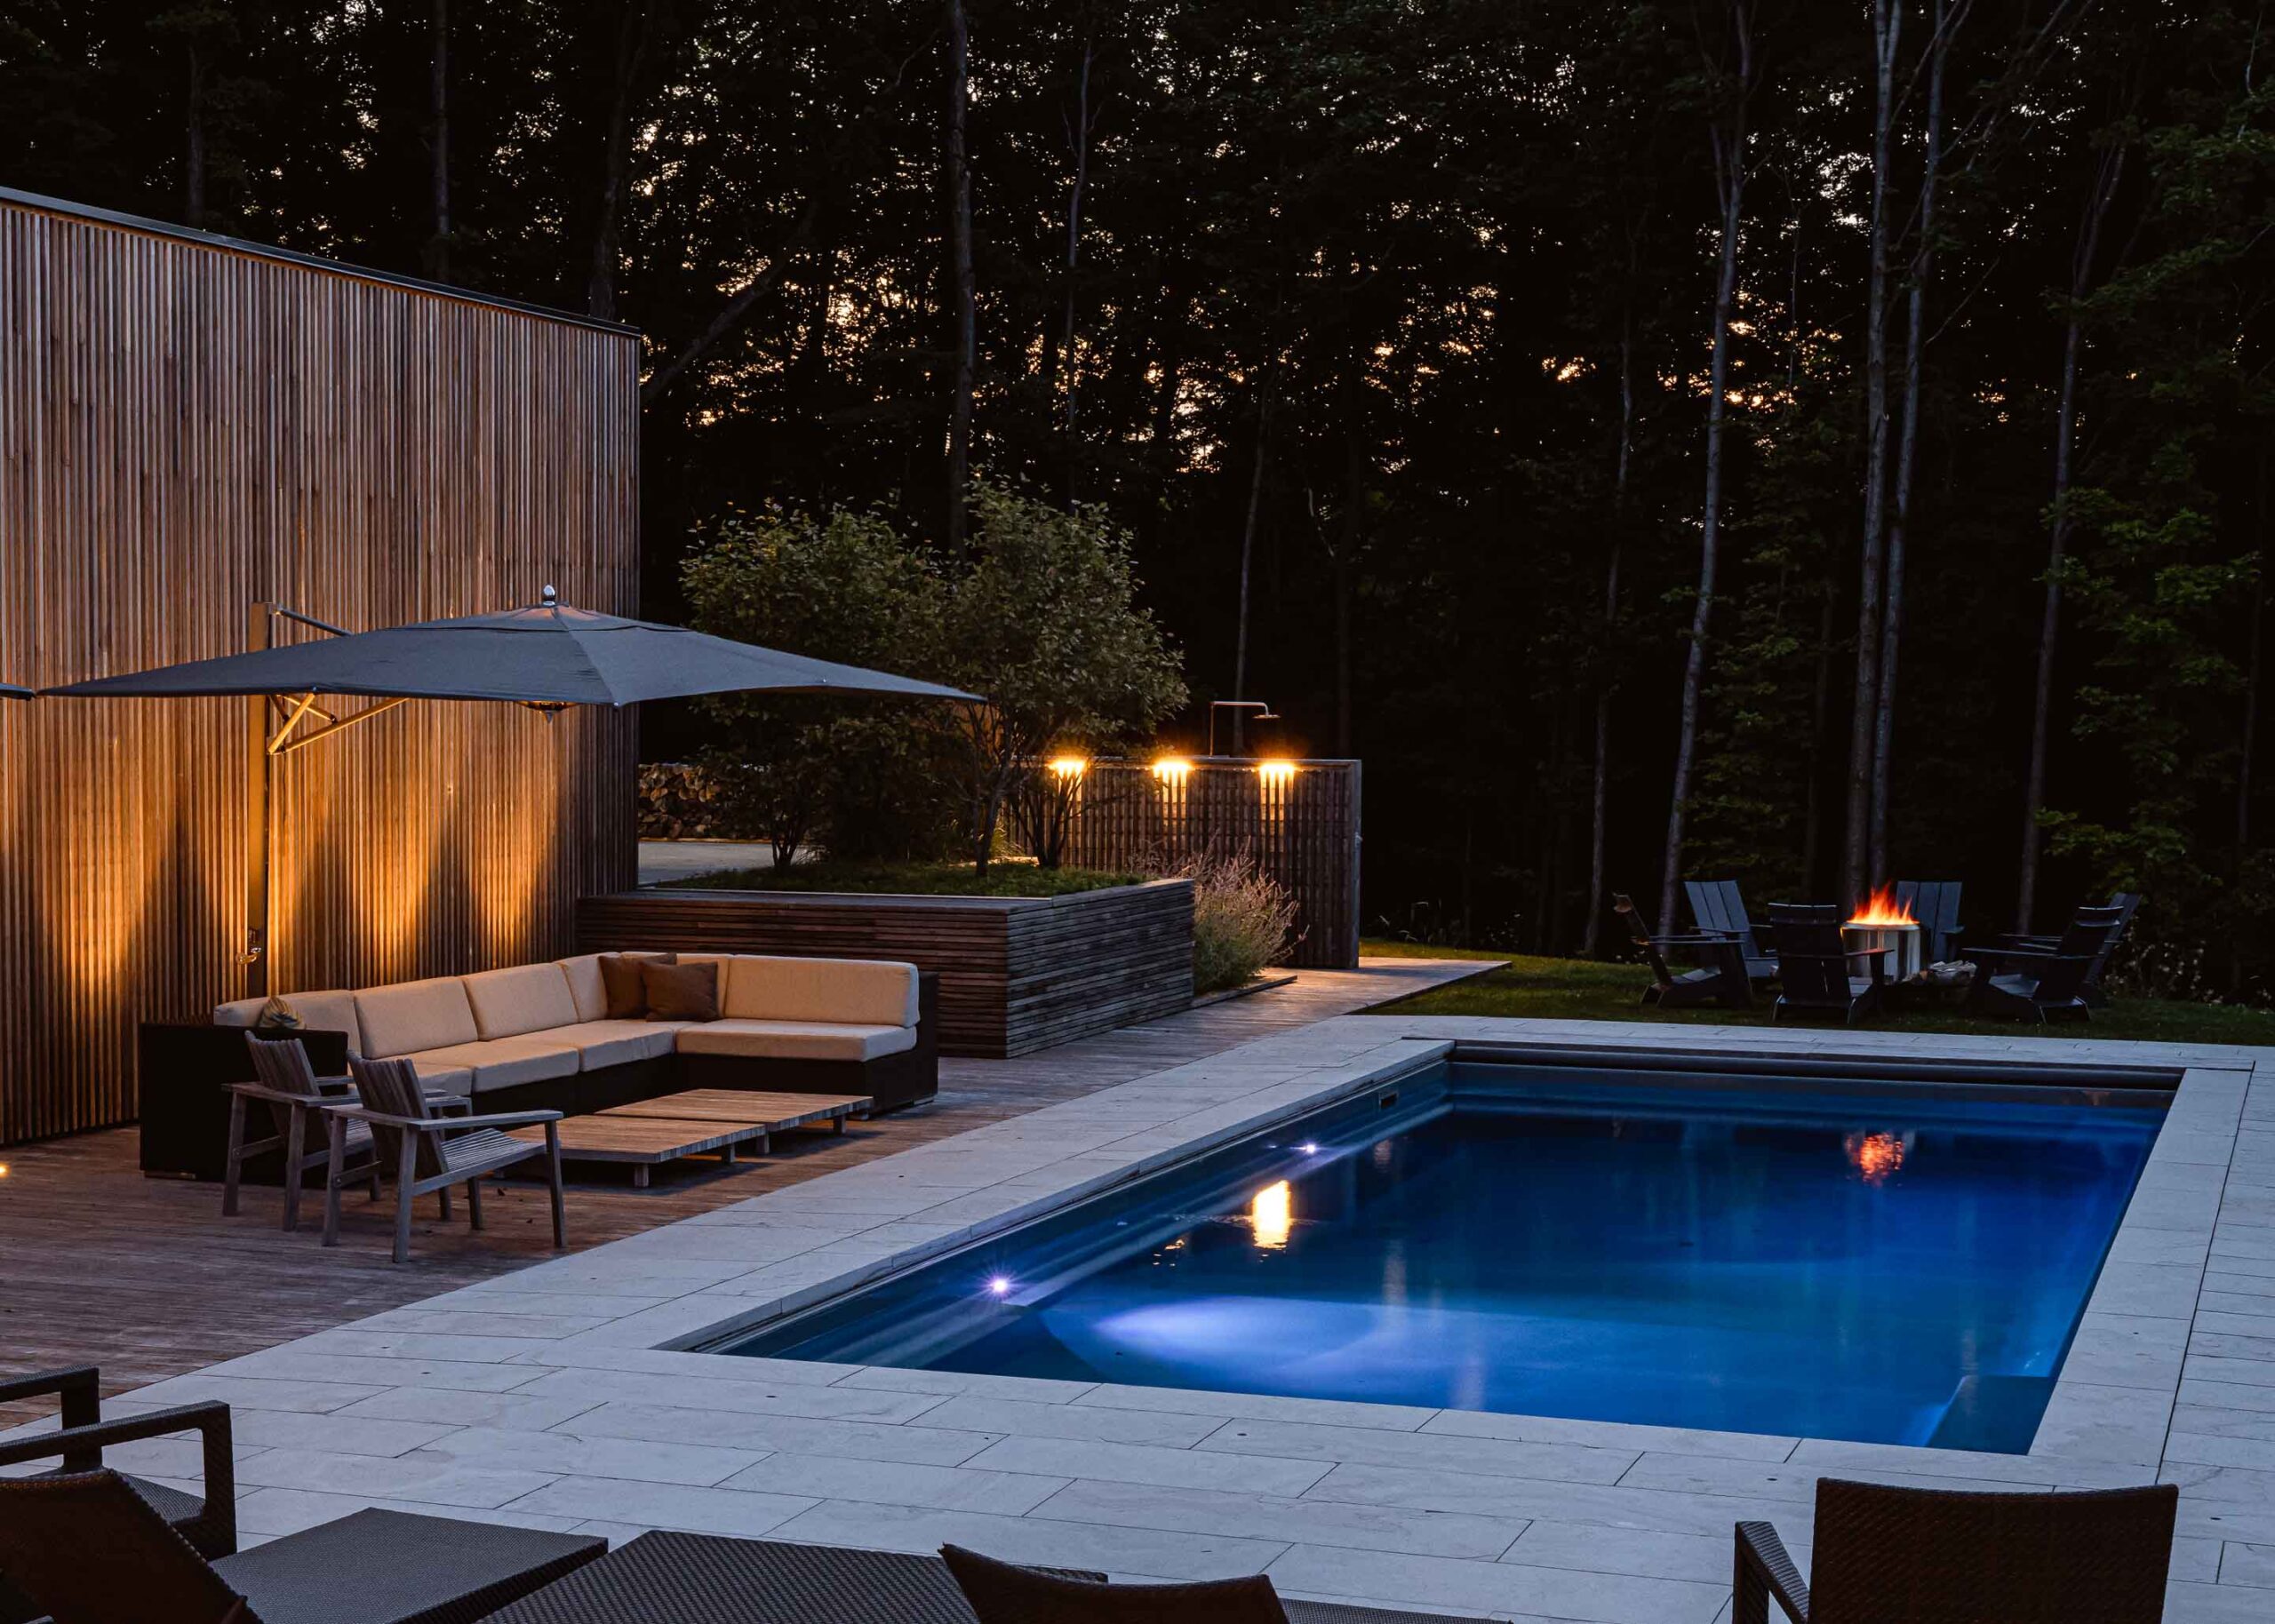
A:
[944,0,977,550]
[1583,316,1634,955]
[1803,587,1837,888]
[2017,139,2125,932]
[1870,0,1951,880]
[586,0,661,320]
[425,0,451,282]
[1058,25,1095,491]
[184,44,206,228]
[1843,0,1902,902]
[1661,1,1754,929]
[2244,459,2271,855]
[1232,394,1269,747]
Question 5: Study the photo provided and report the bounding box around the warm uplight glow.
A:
[1249,1180,1293,1249]
[1152,757,1193,783]
[1848,885,1918,928]
[1257,759,1297,785]
[0,1163,10,1179]
[1846,1131,1905,1184]
[1049,755,1087,777]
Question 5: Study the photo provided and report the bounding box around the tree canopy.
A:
[7,0,2272,985]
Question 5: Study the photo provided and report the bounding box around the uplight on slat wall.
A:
[0,194,641,1145]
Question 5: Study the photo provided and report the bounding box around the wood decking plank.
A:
[0,960,1491,1428]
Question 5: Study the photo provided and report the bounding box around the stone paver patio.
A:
[9,1013,2271,1621]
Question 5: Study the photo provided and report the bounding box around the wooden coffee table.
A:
[507,1089,873,1187]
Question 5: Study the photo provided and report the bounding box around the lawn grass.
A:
[661,857,1145,899]
[1360,938,2275,1047]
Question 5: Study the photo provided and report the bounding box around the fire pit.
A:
[1845,886,1922,982]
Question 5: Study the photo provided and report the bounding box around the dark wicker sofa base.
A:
[141,974,938,1182]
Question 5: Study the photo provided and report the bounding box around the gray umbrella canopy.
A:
[43,595,977,706]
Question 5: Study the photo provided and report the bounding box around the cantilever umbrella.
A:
[44,587,978,988]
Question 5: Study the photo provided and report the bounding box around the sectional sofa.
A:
[140,952,938,1180]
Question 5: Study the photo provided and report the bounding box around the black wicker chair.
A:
[0,1466,603,1624]
[1735,1476,2175,1623]
[0,1370,237,1624]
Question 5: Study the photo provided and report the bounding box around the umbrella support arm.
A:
[267,694,411,756]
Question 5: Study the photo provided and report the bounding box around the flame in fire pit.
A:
[1845,1131,1905,1184]
[1848,884,1918,928]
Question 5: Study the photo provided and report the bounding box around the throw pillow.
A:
[254,994,303,1031]
[939,1544,1287,1624]
[599,952,670,1018]
[642,958,720,1022]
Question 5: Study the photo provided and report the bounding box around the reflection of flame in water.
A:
[1846,1131,1905,1184]
[1249,1180,1293,1249]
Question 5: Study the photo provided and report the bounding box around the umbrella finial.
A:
[540,584,558,608]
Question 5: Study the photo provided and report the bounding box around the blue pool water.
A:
[727,1060,2165,1446]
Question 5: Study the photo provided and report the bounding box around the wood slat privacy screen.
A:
[0,193,641,1145]
[1051,760,1361,969]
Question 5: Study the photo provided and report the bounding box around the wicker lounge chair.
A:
[323,1055,568,1262]
[1616,893,1751,1008]
[474,1531,1474,1624]
[1766,903,1887,1023]
[0,1464,603,1624]
[1685,879,1778,981]
[0,1371,235,1624]
[1734,1476,2175,1623]
[1961,908,2121,1023]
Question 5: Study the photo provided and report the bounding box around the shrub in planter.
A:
[1180,851,1300,995]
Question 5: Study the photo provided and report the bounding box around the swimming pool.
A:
[722,1055,2167,1448]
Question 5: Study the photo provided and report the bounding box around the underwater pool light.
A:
[986,1275,1013,1297]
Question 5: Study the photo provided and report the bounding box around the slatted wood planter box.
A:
[577,880,1195,1059]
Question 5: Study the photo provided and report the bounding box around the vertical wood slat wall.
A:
[1052,760,1362,969]
[0,194,641,1146]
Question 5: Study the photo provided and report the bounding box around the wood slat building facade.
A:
[0,190,642,1145]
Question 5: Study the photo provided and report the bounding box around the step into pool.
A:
[722,1054,2168,1449]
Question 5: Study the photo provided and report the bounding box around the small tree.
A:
[932,482,1187,874]
[681,506,950,865]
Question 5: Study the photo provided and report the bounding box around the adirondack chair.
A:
[1615,894,1751,1009]
[1891,880,1965,964]
[1962,908,2121,1023]
[1685,880,1778,982]
[1994,891,2138,1007]
[1767,903,1887,1024]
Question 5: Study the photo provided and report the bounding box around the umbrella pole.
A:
[244,602,272,997]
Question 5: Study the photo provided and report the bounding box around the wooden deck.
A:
[0,959,1489,1426]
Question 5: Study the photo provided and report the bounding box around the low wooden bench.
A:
[507,1089,872,1187]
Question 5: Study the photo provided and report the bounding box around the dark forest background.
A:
[5,1,2271,985]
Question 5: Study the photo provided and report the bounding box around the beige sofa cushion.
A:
[403,1060,475,1098]
[464,963,579,1039]
[556,955,608,1023]
[722,957,919,1028]
[551,1018,685,1071]
[213,989,364,1055]
[403,1035,580,1092]
[676,1019,917,1063]
[355,977,480,1059]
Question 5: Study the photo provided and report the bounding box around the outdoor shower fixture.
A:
[1209,697,1278,756]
